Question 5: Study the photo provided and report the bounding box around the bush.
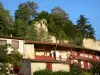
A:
[81,72,92,75]
[33,69,70,75]
[34,69,52,75]
[53,71,70,75]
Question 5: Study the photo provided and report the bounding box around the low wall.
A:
[52,63,70,72]
[31,62,46,75]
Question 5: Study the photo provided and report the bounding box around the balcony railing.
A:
[35,56,55,61]
[35,56,71,62]
[72,52,100,62]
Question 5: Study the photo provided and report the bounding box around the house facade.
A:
[0,36,24,54]
[0,36,100,75]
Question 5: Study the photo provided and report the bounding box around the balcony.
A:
[35,56,55,61]
[72,52,100,62]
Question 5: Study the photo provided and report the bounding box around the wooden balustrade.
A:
[72,52,100,62]
[35,56,55,61]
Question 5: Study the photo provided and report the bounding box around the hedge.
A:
[33,69,70,75]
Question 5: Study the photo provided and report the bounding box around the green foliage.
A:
[35,10,49,21]
[69,15,95,46]
[53,71,70,75]
[0,1,96,46]
[0,44,23,74]
[70,63,82,75]
[48,7,70,42]
[33,69,70,75]
[0,3,13,36]
[0,44,9,75]
[8,50,23,68]
[81,72,92,75]
[73,15,95,46]
[13,19,27,38]
[34,69,52,75]
[15,1,38,22]
[26,20,37,40]
[90,61,100,75]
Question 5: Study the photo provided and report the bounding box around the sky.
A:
[1,0,100,39]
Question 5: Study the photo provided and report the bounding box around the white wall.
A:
[83,39,100,51]
[52,63,70,72]
[31,62,46,75]
[24,44,35,59]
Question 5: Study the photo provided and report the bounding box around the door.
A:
[46,63,52,71]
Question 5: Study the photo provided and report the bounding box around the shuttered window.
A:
[0,40,7,45]
[12,40,19,49]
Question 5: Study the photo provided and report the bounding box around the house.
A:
[22,40,100,75]
[0,36,100,75]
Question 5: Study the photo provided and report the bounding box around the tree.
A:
[76,15,95,39]
[26,20,37,40]
[0,2,13,36]
[8,50,23,74]
[0,44,9,75]
[0,44,23,74]
[35,10,49,21]
[13,19,27,38]
[70,63,82,75]
[48,6,73,42]
[15,1,38,23]
[51,6,68,19]
[90,61,100,75]
[71,15,95,46]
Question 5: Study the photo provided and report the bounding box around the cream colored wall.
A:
[59,51,67,61]
[52,63,70,72]
[0,38,24,54]
[36,51,44,56]
[83,38,100,51]
[31,62,46,75]
[24,44,35,59]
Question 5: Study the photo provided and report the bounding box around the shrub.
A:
[34,69,70,75]
[34,69,52,75]
[53,71,70,75]
[81,72,92,75]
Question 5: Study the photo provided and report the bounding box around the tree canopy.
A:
[0,44,23,74]
[0,2,13,36]
[0,1,96,46]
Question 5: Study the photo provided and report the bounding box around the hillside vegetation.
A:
[0,1,95,46]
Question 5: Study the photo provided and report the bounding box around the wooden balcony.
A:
[72,52,100,62]
[35,56,55,61]
[35,56,70,62]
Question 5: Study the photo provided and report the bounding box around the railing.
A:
[35,56,71,62]
[72,52,100,62]
[35,56,55,61]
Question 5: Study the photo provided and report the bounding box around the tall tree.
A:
[51,6,68,19]
[26,20,37,40]
[13,19,27,38]
[72,15,95,46]
[0,2,13,36]
[48,6,74,42]
[35,10,49,21]
[76,15,95,39]
[15,1,38,23]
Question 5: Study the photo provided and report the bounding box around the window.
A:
[12,40,19,49]
[0,40,7,45]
